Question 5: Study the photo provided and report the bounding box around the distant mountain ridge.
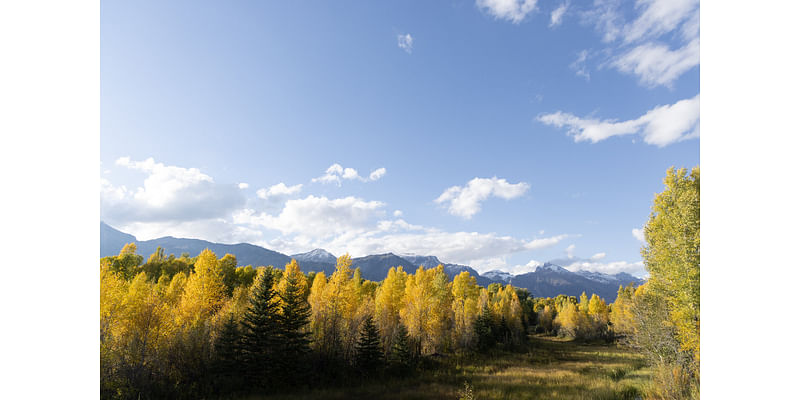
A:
[100,222,644,301]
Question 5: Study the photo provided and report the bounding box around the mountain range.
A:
[100,222,644,301]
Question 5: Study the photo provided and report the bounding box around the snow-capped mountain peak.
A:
[291,248,337,264]
[483,269,513,283]
[535,262,570,274]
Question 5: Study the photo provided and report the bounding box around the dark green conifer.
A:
[278,271,312,383]
[355,316,383,376]
[241,267,281,389]
[212,313,242,394]
[388,323,413,374]
[474,305,495,352]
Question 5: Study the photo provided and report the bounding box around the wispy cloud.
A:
[570,50,590,80]
[611,38,699,88]
[538,94,699,147]
[579,0,699,87]
[550,2,568,27]
[397,33,413,53]
[435,177,530,219]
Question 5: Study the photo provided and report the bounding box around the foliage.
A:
[240,267,282,388]
[355,316,383,376]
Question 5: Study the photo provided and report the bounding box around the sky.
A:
[100,0,700,278]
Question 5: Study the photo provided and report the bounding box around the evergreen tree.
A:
[355,316,383,376]
[213,314,242,394]
[388,323,413,370]
[474,305,495,352]
[278,268,312,384]
[240,268,281,389]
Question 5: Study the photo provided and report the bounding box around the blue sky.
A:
[100,0,699,277]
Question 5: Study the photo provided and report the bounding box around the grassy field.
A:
[250,335,651,400]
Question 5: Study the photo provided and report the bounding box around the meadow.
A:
[253,334,650,400]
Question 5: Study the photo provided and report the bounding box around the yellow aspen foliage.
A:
[164,272,187,307]
[491,285,524,340]
[307,271,327,349]
[374,266,408,353]
[120,273,170,369]
[177,249,227,327]
[642,167,700,367]
[119,242,138,256]
[588,293,610,335]
[610,284,636,335]
[477,287,491,311]
[100,260,128,343]
[451,271,480,349]
[579,292,589,314]
[400,265,453,355]
[317,254,358,356]
[554,301,581,338]
[276,259,309,310]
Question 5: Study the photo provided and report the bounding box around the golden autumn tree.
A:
[642,166,700,370]
[275,259,308,311]
[610,284,636,336]
[451,271,480,349]
[374,266,408,354]
[307,271,327,350]
[318,254,359,358]
[177,249,227,327]
[400,265,453,355]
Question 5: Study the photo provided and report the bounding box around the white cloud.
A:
[579,0,699,88]
[369,167,387,181]
[238,183,249,189]
[632,228,645,243]
[476,0,538,24]
[234,195,386,238]
[570,50,590,80]
[397,34,413,53]
[622,0,699,44]
[311,231,568,273]
[312,163,387,185]
[590,252,606,260]
[611,38,699,88]
[233,193,566,272]
[550,2,568,27]
[565,244,576,258]
[505,259,544,275]
[538,94,699,147]
[564,259,646,277]
[435,177,530,219]
[103,158,565,273]
[115,219,264,244]
[103,157,245,224]
[256,182,303,200]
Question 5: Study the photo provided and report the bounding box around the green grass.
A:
[246,335,651,400]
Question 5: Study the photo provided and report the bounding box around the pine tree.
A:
[278,266,312,384]
[388,323,413,372]
[213,313,242,394]
[474,305,495,352]
[355,316,383,376]
[240,268,282,389]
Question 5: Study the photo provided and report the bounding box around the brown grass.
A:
[244,335,651,400]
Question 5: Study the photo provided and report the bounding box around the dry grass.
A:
[245,335,651,400]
